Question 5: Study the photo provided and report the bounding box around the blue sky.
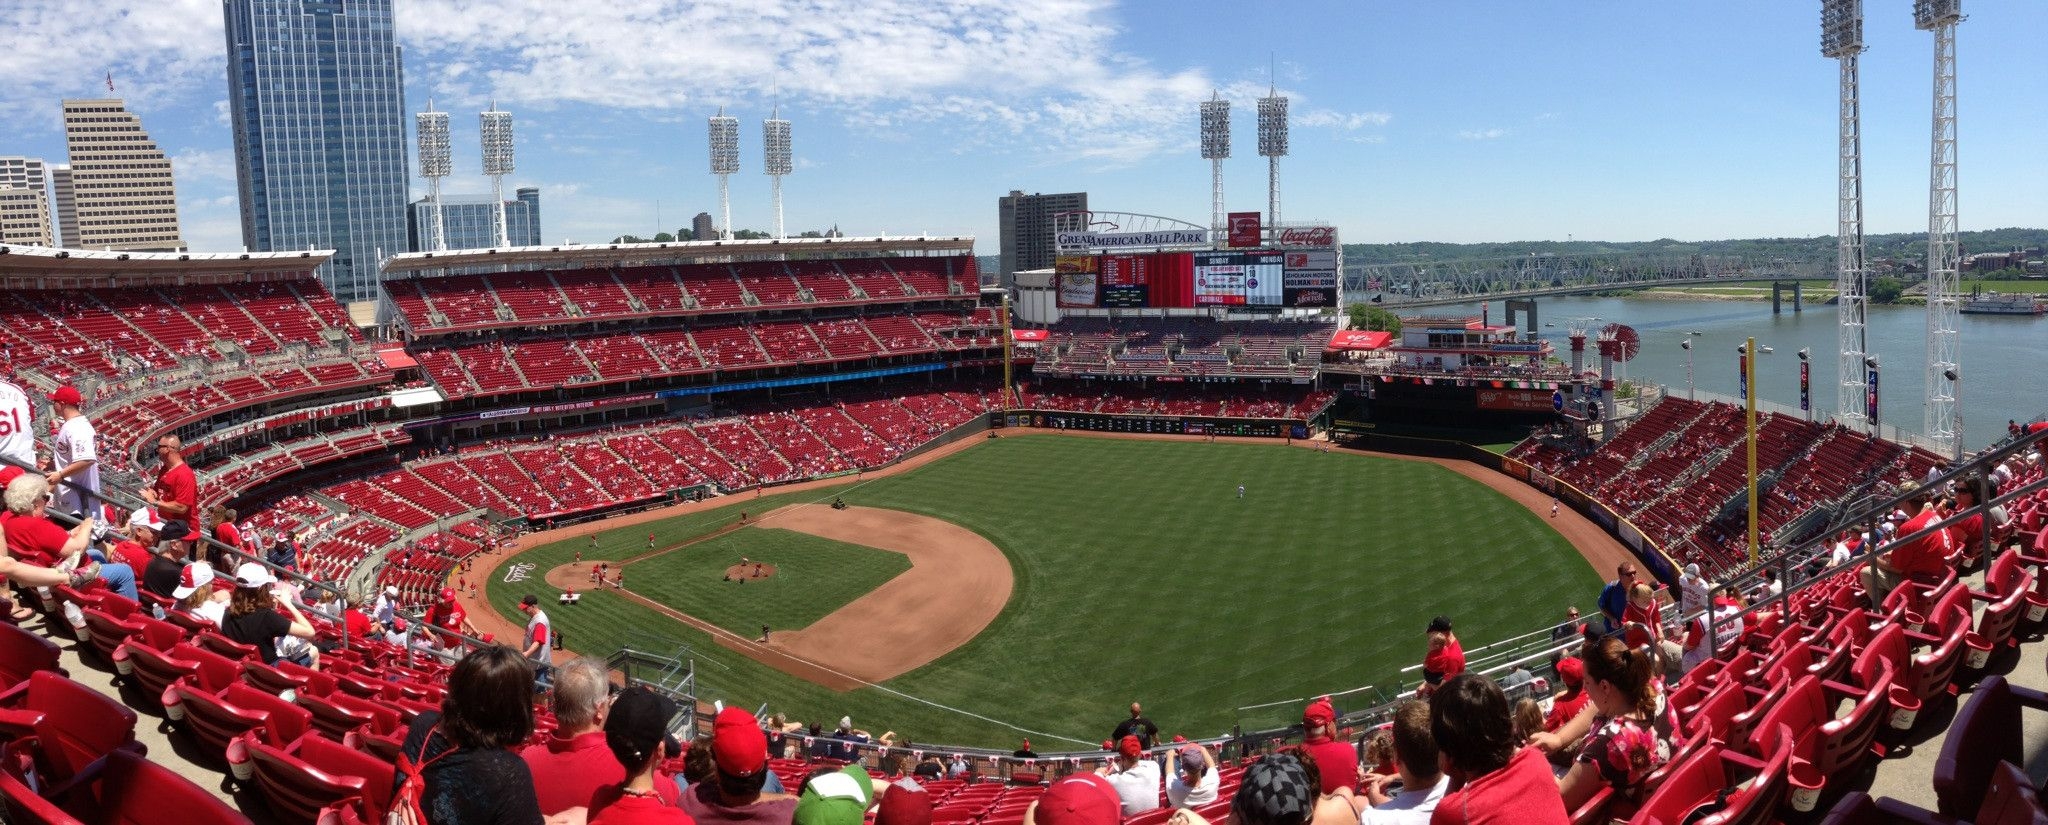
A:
[4,1,2042,255]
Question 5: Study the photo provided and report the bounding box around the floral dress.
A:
[1575,713,1672,797]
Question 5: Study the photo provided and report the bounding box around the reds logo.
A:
[1278,227,1335,247]
[1230,215,1259,233]
[502,562,536,583]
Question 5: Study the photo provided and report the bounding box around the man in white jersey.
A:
[45,386,97,517]
[0,379,35,473]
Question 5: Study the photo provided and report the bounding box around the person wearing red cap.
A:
[679,707,797,825]
[874,777,931,825]
[1298,697,1355,795]
[1027,774,1122,825]
[425,586,479,649]
[44,385,97,516]
[1541,659,1592,735]
[1095,735,1160,816]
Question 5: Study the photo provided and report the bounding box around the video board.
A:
[1192,250,1284,306]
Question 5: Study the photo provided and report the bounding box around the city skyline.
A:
[2,1,2043,260]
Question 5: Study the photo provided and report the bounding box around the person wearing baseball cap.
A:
[1299,697,1355,795]
[220,561,318,668]
[44,385,97,518]
[1095,735,1159,816]
[169,561,227,626]
[1164,743,1219,808]
[585,687,692,825]
[1541,658,1591,736]
[793,764,875,825]
[680,707,796,825]
[1027,774,1121,825]
[424,585,479,649]
[875,778,930,825]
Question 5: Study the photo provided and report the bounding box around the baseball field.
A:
[482,434,1601,748]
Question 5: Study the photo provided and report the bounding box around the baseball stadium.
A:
[1,230,2044,825]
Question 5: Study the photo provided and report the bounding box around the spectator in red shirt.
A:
[680,707,797,825]
[1298,697,1357,795]
[522,658,629,815]
[107,508,161,573]
[1542,658,1593,736]
[341,593,382,641]
[140,436,198,555]
[424,587,479,649]
[1428,674,1568,824]
[208,505,242,556]
[1945,478,1988,564]
[1860,498,1950,605]
[1421,616,1465,694]
[3,474,132,600]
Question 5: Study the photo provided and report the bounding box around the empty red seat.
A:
[0,672,143,788]
[1935,675,2048,818]
[1635,723,1794,825]
[0,747,253,825]
[0,624,62,689]
[301,691,403,744]
[247,732,396,824]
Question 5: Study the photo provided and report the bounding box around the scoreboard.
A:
[1192,250,1283,306]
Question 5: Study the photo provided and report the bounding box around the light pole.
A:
[1680,332,1700,400]
[1944,367,1962,459]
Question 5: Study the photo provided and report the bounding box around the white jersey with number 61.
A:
[0,380,35,471]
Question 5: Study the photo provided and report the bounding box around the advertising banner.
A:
[1058,270,1099,308]
[1475,389,1558,413]
[1227,212,1262,248]
[1281,248,1338,307]
[1275,226,1337,248]
[1056,229,1209,249]
[1054,255,1097,274]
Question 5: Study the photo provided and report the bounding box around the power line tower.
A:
[1821,0,1872,431]
[479,104,515,248]
[1257,86,1288,231]
[708,109,740,241]
[1916,0,1963,456]
[1199,93,1230,236]
[763,107,792,240]
[415,101,451,252]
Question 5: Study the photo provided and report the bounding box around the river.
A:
[1409,295,2045,452]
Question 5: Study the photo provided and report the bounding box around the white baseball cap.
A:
[172,562,215,599]
[233,562,277,589]
[127,508,164,533]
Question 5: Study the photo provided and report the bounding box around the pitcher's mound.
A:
[723,562,777,582]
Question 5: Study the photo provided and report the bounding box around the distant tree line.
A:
[1341,227,2048,267]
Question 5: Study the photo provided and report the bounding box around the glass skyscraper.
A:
[223,0,408,305]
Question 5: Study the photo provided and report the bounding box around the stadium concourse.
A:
[0,240,2045,824]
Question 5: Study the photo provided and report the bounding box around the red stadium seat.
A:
[1964,550,2035,672]
[247,732,396,824]
[1635,724,1793,825]
[0,747,254,825]
[1934,676,2048,818]
[301,691,403,744]
[0,672,143,787]
[193,630,262,662]
[0,623,63,689]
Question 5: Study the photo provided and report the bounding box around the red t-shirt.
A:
[110,539,154,575]
[1303,736,1359,795]
[2,512,70,567]
[1431,746,1570,825]
[154,463,198,522]
[1425,638,1467,683]
[1544,689,1593,733]
[1622,600,1664,649]
[426,600,467,634]
[1889,509,1951,577]
[213,521,242,550]
[343,608,373,639]
[521,731,627,815]
[589,789,694,825]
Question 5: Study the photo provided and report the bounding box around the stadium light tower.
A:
[1916,0,1963,455]
[415,101,452,252]
[763,107,792,240]
[479,104,516,248]
[1821,0,1872,432]
[1199,93,1230,236]
[1257,85,1289,230]
[709,108,740,241]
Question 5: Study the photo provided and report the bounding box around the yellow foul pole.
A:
[1746,337,1759,563]
[1000,292,1016,410]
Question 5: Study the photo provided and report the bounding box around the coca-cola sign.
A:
[1277,227,1336,248]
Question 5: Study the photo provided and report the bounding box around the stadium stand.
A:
[1034,317,1338,379]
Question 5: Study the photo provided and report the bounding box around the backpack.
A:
[388,726,457,825]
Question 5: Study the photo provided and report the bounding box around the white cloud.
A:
[1298,110,1393,131]
[0,0,224,131]
[171,148,237,186]
[1457,128,1509,141]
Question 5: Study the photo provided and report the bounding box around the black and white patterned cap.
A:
[1230,753,1314,825]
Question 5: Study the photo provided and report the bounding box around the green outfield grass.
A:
[488,436,1600,748]
[625,528,910,636]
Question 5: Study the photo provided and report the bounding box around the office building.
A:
[997,190,1086,286]
[59,100,184,251]
[223,0,408,304]
[0,157,53,246]
[49,165,75,247]
[409,188,541,252]
[692,212,714,242]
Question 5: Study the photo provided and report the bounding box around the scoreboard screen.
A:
[1192,250,1283,306]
